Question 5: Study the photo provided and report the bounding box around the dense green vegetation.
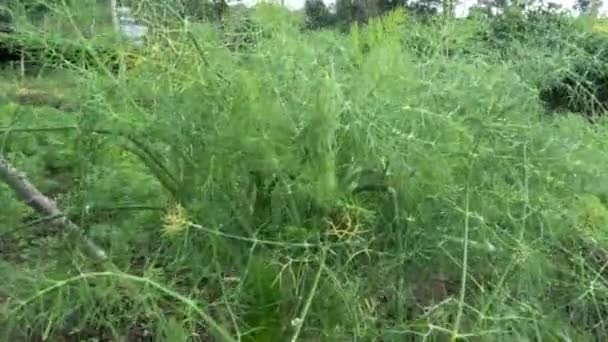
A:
[3,0,608,341]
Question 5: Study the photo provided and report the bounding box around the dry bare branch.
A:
[0,154,108,263]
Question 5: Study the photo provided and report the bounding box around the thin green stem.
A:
[290,248,327,342]
[13,271,237,342]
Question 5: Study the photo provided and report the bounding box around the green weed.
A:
[2,3,608,341]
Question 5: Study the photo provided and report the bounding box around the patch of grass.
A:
[2,3,608,342]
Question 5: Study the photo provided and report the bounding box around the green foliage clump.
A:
[478,7,579,51]
[539,31,608,120]
[3,3,608,342]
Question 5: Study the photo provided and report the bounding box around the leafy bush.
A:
[479,7,580,51]
[537,26,608,120]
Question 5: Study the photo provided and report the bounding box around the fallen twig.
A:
[0,154,108,263]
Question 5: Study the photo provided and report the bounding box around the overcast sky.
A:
[229,0,608,16]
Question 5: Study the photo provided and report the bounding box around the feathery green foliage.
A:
[2,2,608,341]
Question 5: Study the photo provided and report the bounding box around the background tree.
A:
[180,0,228,21]
[575,0,602,16]
[0,1,13,32]
[546,2,562,12]
[1,0,54,23]
[376,0,405,13]
[477,0,507,15]
[590,0,602,17]
[304,0,335,29]
[575,0,592,13]
[442,0,454,16]
[407,0,442,17]
[334,0,381,25]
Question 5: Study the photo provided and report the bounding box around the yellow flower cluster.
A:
[162,204,190,236]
